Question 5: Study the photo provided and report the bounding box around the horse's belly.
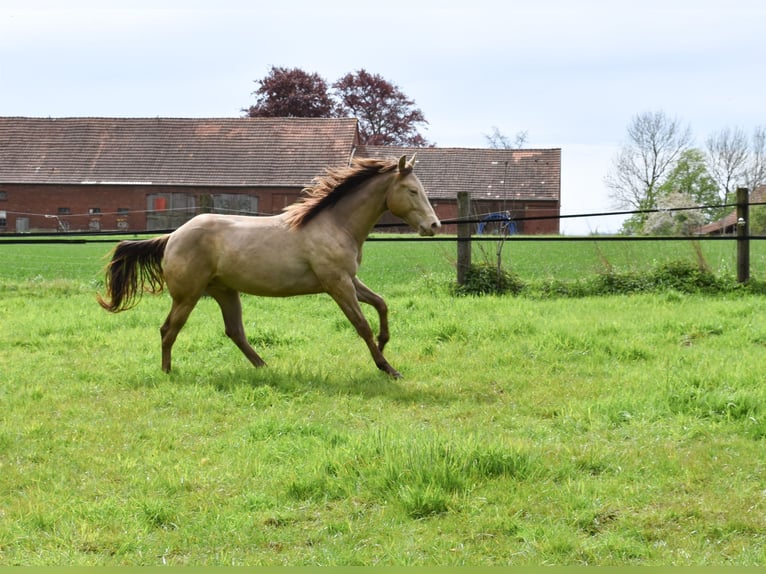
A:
[218,258,323,297]
[236,275,322,297]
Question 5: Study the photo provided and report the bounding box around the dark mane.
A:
[283,157,400,228]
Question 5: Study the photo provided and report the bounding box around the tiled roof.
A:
[0,117,359,187]
[360,146,560,201]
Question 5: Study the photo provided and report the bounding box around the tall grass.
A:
[1,236,766,565]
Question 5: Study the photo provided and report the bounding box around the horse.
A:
[98,155,441,378]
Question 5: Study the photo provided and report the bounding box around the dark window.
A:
[212,193,259,216]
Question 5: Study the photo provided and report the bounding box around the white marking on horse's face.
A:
[387,172,441,236]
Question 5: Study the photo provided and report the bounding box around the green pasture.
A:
[1,235,766,565]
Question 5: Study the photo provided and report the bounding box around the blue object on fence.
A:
[477,211,516,235]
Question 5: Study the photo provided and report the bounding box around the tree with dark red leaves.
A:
[244,67,431,147]
[244,66,334,118]
[333,69,430,147]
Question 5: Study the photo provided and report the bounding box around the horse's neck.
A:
[325,174,390,244]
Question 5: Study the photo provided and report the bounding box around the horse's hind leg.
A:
[160,296,199,372]
[209,285,266,368]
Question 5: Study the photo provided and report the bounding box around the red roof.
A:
[0,117,360,187]
[361,146,560,201]
[0,118,561,205]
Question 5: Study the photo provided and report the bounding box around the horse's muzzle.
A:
[418,220,442,237]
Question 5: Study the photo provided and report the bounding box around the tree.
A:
[606,110,692,233]
[485,126,528,149]
[642,148,718,235]
[705,125,766,205]
[705,126,749,205]
[244,66,334,118]
[332,69,431,146]
[643,192,706,236]
[744,125,766,193]
[749,204,766,235]
[657,148,720,221]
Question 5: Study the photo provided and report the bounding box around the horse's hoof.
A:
[377,360,401,378]
[386,366,402,378]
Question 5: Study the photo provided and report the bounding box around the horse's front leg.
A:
[325,276,400,378]
[353,277,390,351]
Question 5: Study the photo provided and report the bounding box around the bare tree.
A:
[745,125,766,193]
[485,126,528,149]
[606,110,692,232]
[705,126,749,204]
[706,125,766,202]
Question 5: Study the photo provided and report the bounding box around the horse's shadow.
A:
[203,365,454,406]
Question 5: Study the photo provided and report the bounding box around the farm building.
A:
[0,117,560,234]
[0,117,359,233]
[696,185,766,235]
[364,146,560,234]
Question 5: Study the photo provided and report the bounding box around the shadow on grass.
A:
[201,364,456,406]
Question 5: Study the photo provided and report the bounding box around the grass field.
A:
[1,235,766,565]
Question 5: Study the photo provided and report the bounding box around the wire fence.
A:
[2,197,765,286]
[3,201,766,243]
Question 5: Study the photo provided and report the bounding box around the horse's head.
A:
[386,155,441,236]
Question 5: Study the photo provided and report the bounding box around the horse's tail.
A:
[97,235,170,313]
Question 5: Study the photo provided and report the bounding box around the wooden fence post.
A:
[457,191,471,285]
[736,186,750,284]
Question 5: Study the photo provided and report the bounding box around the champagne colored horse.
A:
[98,155,440,377]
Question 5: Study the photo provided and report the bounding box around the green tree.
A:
[657,148,720,221]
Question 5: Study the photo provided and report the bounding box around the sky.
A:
[2,0,764,234]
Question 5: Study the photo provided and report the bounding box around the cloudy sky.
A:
[2,0,764,233]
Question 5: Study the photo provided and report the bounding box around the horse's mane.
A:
[284,157,405,228]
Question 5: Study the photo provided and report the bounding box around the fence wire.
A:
[2,200,766,244]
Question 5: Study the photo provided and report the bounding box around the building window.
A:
[116,208,130,230]
[0,191,7,201]
[89,207,102,215]
[0,210,6,228]
[58,207,71,215]
[211,193,259,216]
[146,193,196,230]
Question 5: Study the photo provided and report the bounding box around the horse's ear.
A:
[398,154,415,174]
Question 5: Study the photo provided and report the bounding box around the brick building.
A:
[0,117,359,233]
[0,117,560,234]
[364,146,561,234]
